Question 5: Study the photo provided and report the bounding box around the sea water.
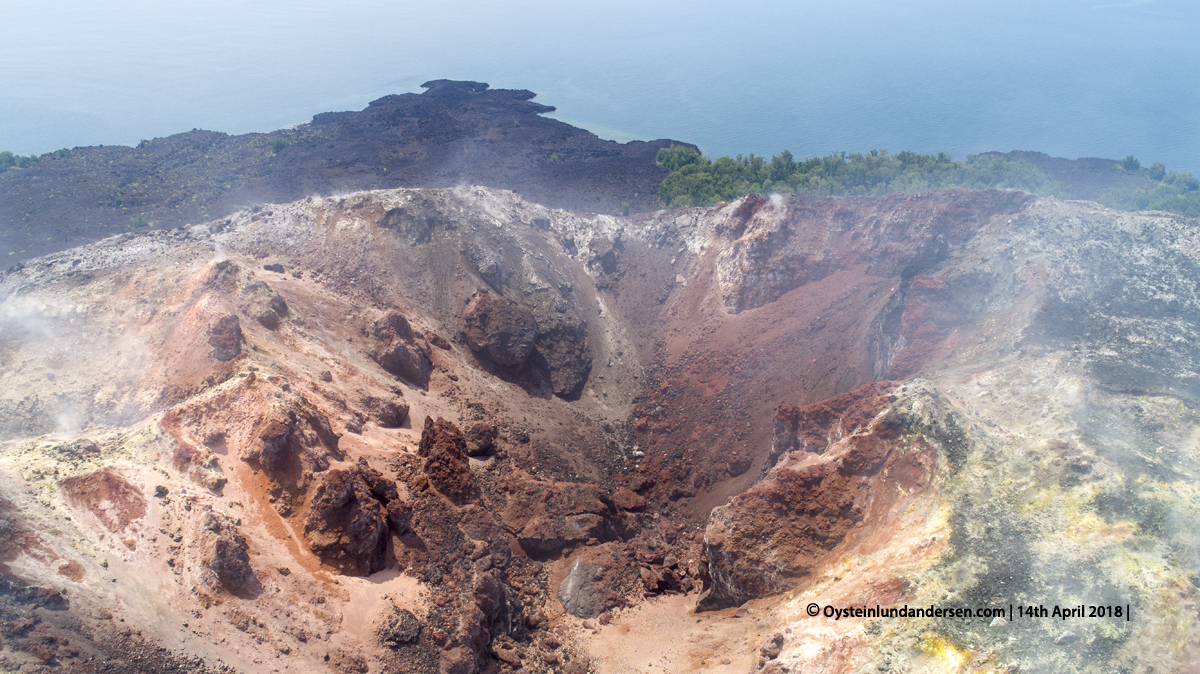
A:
[1,0,1196,171]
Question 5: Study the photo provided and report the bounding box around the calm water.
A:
[1,0,1197,171]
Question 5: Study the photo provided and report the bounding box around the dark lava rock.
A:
[207,314,243,361]
[463,422,497,456]
[240,280,288,330]
[360,395,410,428]
[53,438,101,458]
[1,79,686,265]
[417,416,478,504]
[533,315,593,399]
[461,293,536,368]
[370,311,433,386]
[426,332,452,350]
[196,512,256,595]
[303,459,406,576]
[374,603,421,647]
[557,543,626,619]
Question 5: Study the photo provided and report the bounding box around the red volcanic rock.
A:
[426,332,452,350]
[769,381,898,469]
[461,293,536,367]
[195,512,256,595]
[501,479,614,556]
[697,383,947,612]
[417,416,478,504]
[303,459,405,575]
[207,314,243,361]
[370,310,433,387]
[611,488,646,511]
[60,468,146,535]
[715,190,1034,312]
[883,275,964,379]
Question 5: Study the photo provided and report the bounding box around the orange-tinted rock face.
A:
[698,382,946,611]
[770,381,899,463]
[714,190,1036,313]
[60,468,147,536]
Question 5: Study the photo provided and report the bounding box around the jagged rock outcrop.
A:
[207,314,243,361]
[697,382,951,611]
[370,311,433,386]
[303,459,407,575]
[461,293,536,368]
[247,396,341,480]
[417,417,478,504]
[240,280,289,330]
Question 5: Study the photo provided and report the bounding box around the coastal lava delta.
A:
[1,185,1199,673]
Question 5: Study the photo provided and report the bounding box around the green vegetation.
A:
[270,137,290,154]
[655,146,1065,208]
[0,150,40,172]
[1120,154,1141,171]
[1099,167,1200,217]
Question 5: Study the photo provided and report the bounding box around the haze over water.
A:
[2,0,1197,171]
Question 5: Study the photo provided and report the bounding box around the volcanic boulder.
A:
[247,397,341,481]
[373,602,422,648]
[240,280,289,330]
[417,417,478,504]
[532,315,593,399]
[461,293,536,367]
[370,311,433,387]
[502,480,614,557]
[360,395,410,428]
[557,543,627,619]
[303,459,407,576]
[463,422,497,456]
[207,314,243,361]
[194,512,257,595]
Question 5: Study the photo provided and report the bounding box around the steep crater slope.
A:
[1,187,1199,674]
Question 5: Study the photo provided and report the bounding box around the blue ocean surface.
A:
[1,0,1197,171]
